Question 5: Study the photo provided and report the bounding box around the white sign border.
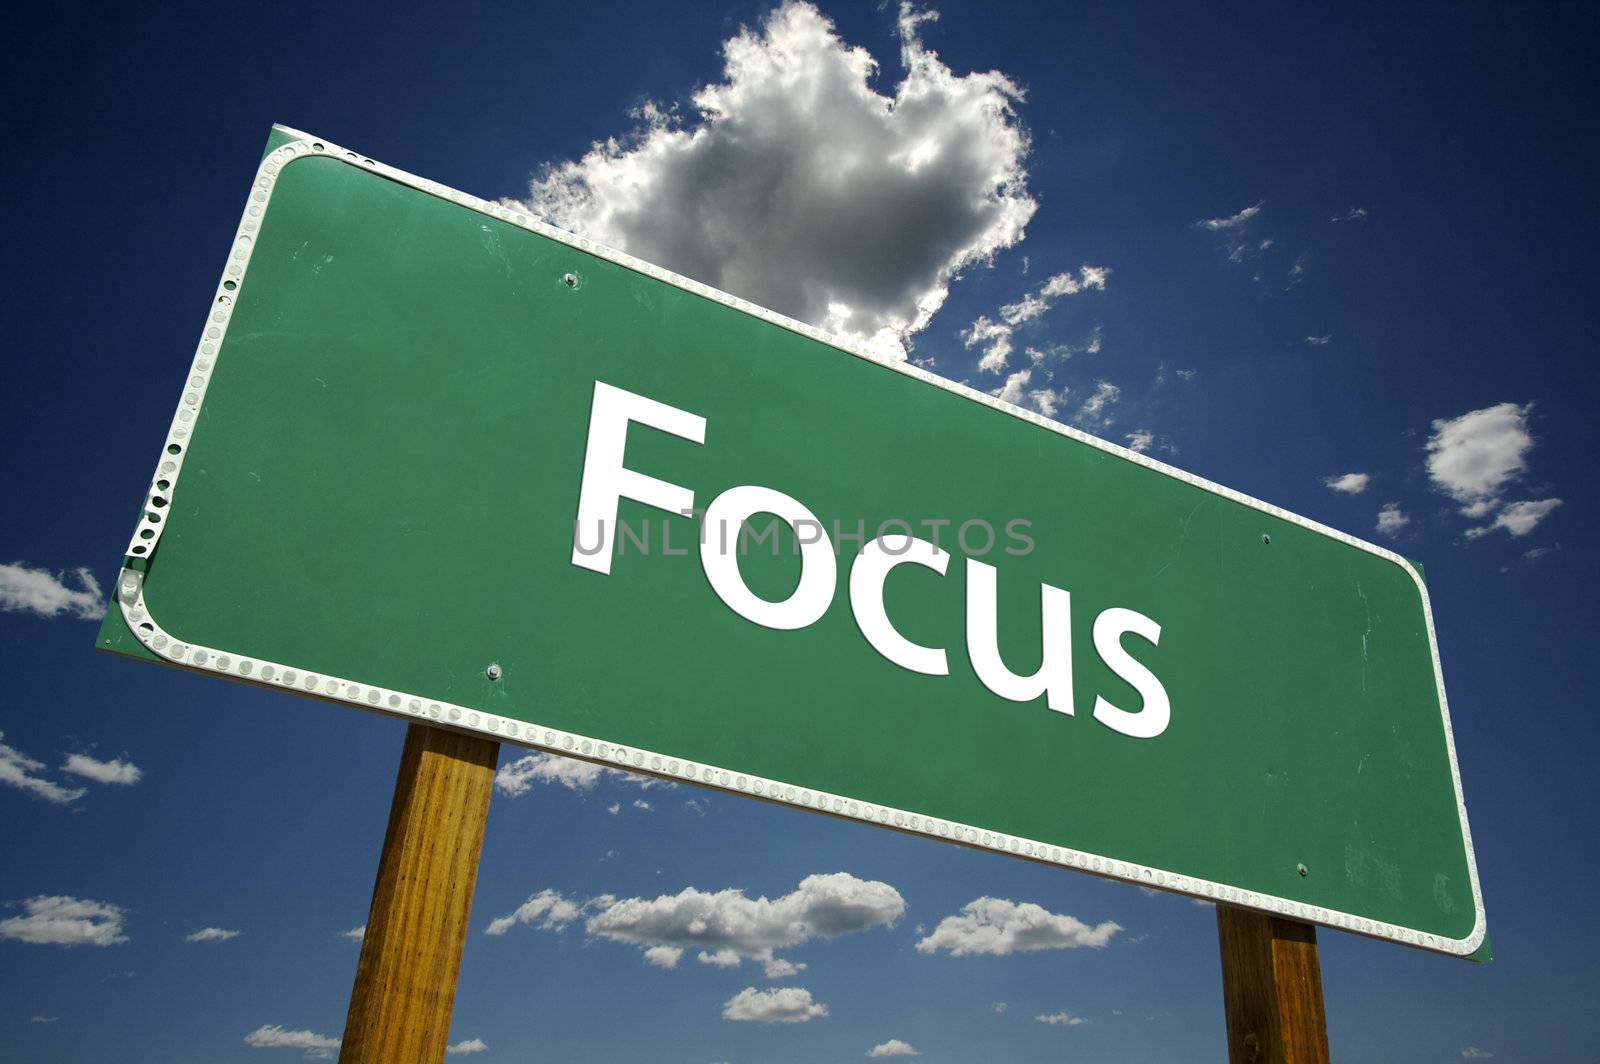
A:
[116,126,1485,957]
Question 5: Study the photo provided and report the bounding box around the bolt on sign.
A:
[100,126,1485,957]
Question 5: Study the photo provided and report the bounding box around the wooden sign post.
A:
[339,725,500,1064]
[1217,905,1331,1064]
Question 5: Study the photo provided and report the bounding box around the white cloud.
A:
[1466,498,1563,540]
[494,753,605,796]
[1176,368,1198,382]
[698,947,743,968]
[0,732,86,805]
[607,802,621,815]
[484,889,584,936]
[0,895,127,947]
[644,945,683,968]
[914,897,1120,956]
[632,799,653,812]
[867,1038,920,1056]
[585,872,903,969]
[722,986,828,1023]
[494,752,670,798]
[61,753,141,786]
[964,315,1014,374]
[185,927,241,942]
[1460,1049,1493,1059]
[764,956,808,979]
[990,367,1032,406]
[520,0,1035,361]
[244,1025,340,1059]
[1323,472,1370,495]
[1305,334,1332,346]
[966,268,1108,374]
[1035,1010,1088,1026]
[1376,504,1410,537]
[1330,207,1368,223]
[999,266,1109,325]
[1425,402,1534,516]
[1126,429,1154,454]
[991,1002,1008,1013]
[0,563,104,621]
[446,1038,488,1055]
[340,925,365,942]
[1196,201,1263,231]
[31,1016,58,1023]
[1076,381,1120,428]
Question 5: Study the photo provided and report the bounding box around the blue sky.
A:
[2,1,1595,1061]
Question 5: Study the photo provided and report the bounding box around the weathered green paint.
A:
[102,128,1481,952]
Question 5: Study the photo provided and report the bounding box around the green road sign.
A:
[100,125,1484,956]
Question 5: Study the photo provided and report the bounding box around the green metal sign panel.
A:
[101,126,1484,956]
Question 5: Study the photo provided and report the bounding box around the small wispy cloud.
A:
[244,1024,341,1059]
[61,753,141,786]
[0,732,86,805]
[340,925,365,943]
[185,927,241,943]
[965,267,1108,374]
[1196,201,1263,231]
[867,1038,920,1056]
[446,1038,488,1055]
[1330,207,1368,223]
[1323,472,1370,495]
[494,752,670,799]
[1460,1049,1493,1060]
[0,562,104,621]
[1376,504,1410,537]
[1305,334,1332,346]
[1035,1010,1088,1026]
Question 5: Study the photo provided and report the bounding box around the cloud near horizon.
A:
[518,1,1036,361]
[243,1024,340,1059]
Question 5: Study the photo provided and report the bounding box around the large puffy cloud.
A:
[1426,402,1562,540]
[0,562,103,621]
[1425,403,1534,517]
[0,895,128,947]
[520,1,1035,360]
[721,986,828,1023]
[584,872,903,967]
[486,873,903,972]
[914,897,1120,956]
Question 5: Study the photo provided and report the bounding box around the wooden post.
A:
[339,723,500,1064]
[1216,905,1331,1064]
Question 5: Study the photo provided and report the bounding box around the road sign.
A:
[100,125,1484,957]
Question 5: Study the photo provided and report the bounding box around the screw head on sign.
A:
[486,663,503,681]
[1297,862,1309,877]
